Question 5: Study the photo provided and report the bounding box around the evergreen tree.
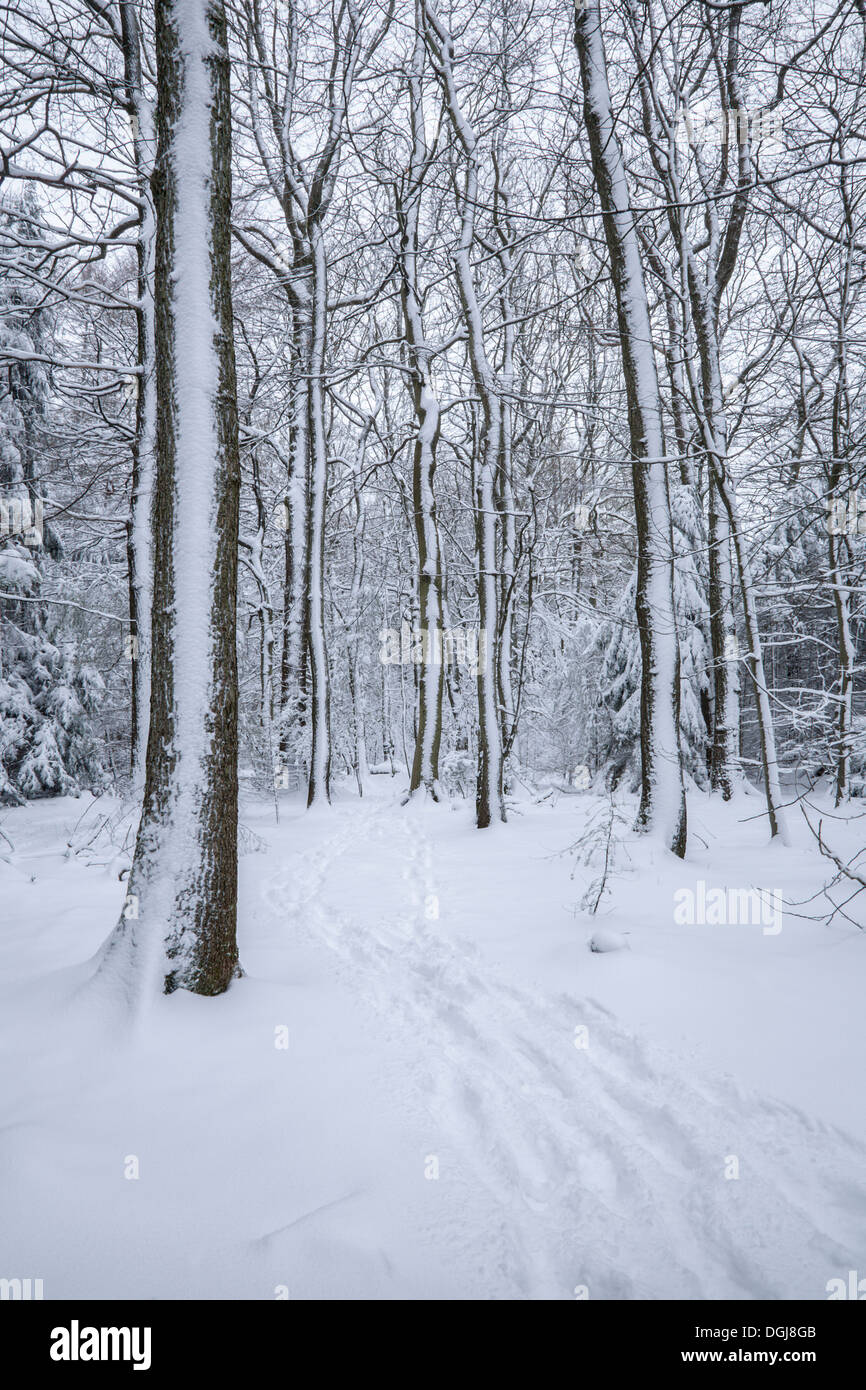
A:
[0,190,103,801]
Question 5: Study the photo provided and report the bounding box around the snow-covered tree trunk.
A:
[629,0,742,805]
[628,0,782,819]
[237,0,366,809]
[401,17,444,801]
[828,171,858,808]
[473,430,505,829]
[120,0,156,788]
[243,442,277,780]
[406,375,445,799]
[683,243,787,840]
[279,297,312,783]
[721,486,788,841]
[424,1,505,828]
[706,483,739,797]
[100,0,241,999]
[827,483,855,806]
[657,271,693,490]
[686,5,784,836]
[827,312,856,808]
[493,141,518,766]
[691,296,741,801]
[679,286,788,837]
[305,222,332,806]
[574,0,686,856]
[345,413,372,797]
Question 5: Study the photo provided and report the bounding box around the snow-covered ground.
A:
[1,783,864,1299]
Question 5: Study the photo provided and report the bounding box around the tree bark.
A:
[401,16,445,800]
[574,0,687,856]
[424,1,505,827]
[100,0,241,999]
[119,0,156,788]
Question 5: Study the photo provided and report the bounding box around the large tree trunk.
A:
[100,0,241,1000]
[574,0,686,856]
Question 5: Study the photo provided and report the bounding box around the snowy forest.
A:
[1,0,866,1306]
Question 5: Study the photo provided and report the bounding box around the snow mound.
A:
[589,929,629,953]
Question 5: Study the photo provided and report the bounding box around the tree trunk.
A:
[707,482,740,800]
[574,0,686,856]
[305,224,331,806]
[100,0,241,1000]
[401,20,445,800]
[423,2,505,827]
[120,0,156,788]
[278,290,312,787]
[718,477,788,841]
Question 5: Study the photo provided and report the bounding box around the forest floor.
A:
[0,780,864,1299]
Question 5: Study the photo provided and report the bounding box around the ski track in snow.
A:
[262,800,866,1299]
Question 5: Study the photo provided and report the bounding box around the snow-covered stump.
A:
[99,0,242,1000]
[574,0,687,857]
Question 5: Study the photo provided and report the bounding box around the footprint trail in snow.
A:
[262,800,866,1299]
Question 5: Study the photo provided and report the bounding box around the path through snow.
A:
[260,797,866,1300]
